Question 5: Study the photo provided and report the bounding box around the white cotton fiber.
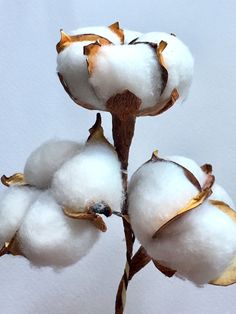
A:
[135,32,194,102]
[0,186,39,247]
[24,139,81,189]
[210,183,235,208]
[167,155,207,188]
[89,44,163,109]
[52,144,123,212]
[147,199,236,285]
[19,191,99,268]
[57,41,106,110]
[123,29,142,44]
[128,159,199,245]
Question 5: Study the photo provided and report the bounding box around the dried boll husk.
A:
[18,191,100,268]
[24,139,81,189]
[51,114,123,217]
[128,152,236,285]
[56,22,124,111]
[0,186,40,250]
[134,32,194,104]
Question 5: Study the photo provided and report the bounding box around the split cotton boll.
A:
[89,44,163,110]
[57,41,106,110]
[147,198,236,285]
[128,159,199,246]
[167,155,207,187]
[52,144,123,213]
[24,139,81,189]
[0,186,39,248]
[135,32,194,102]
[19,191,100,268]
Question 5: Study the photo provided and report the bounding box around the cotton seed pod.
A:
[24,139,81,189]
[134,32,194,103]
[0,186,40,250]
[18,191,100,268]
[128,152,236,285]
[56,22,124,111]
[51,114,123,217]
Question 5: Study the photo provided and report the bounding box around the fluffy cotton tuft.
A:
[52,144,123,212]
[123,29,142,44]
[0,186,39,247]
[57,42,106,110]
[128,157,236,285]
[24,139,81,189]
[167,155,207,188]
[135,32,194,102]
[128,159,199,244]
[89,44,163,109]
[19,191,99,268]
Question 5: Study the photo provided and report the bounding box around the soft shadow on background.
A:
[1,0,236,313]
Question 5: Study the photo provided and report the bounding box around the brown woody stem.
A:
[107,91,141,314]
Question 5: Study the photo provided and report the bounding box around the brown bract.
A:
[0,233,23,257]
[1,173,26,187]
[63,207,107,232]
[108,22,124,44]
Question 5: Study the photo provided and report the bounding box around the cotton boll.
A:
[57,41,106,110]
[135,32,194,102]
[210,184,235,208]
[52,144,123,213]
[124,29,142,43]
[167,155,207,188]
[19,191,99,268]
[0,186,39,247]
[147,200,236,285]
[70,26,122,44]
[128,159,199,247]
[89,44,163,109]
[24,139,81,189]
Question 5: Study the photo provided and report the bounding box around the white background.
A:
[1,0,236,313]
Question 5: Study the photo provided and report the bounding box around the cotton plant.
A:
[1,20,236,314]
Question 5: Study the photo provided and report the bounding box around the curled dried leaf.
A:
[153,189,212,239]
[56,30,112,53]
[129,246,152,280]
[209,255,236,286]
[137,88,179,117]
[209,200,236,223]
[152,260,176,277]
[1,173,26,187]
[201,163,213,175]
[108,22,124,44]
[63,207,107,232]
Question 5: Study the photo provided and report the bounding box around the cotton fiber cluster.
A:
[24,139,81,189]
[128,155,236,285]
[52,143,123,213]
[57,22,193,115]
[0,132,123,268]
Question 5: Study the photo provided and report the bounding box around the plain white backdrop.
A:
[1,0,236,313]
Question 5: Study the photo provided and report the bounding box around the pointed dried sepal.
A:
[137,88,179,117]
[156,40,168,94]
[129,246,152,280]
[0,234,22,257]
[153,188,212,239]
[57,30,112,54]
[108,22,124,44]
[87,113,114,151]
[63,207,107,232]
[151,150,159,162]
[209,200,236,223]
[152,260,176,277]
[201,163,213,175]
[209,255,236,286]
[1,173,26,187]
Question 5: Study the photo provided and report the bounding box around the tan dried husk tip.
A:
[1,173,26,187]
[0,233,23,257]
